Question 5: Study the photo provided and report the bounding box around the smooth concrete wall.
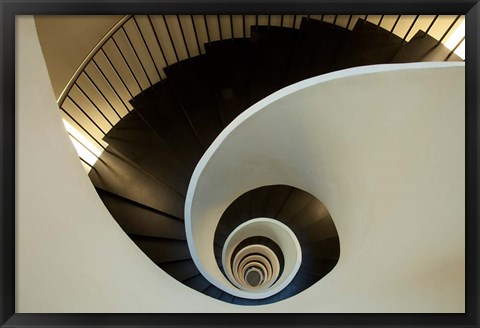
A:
[186,62,465,312]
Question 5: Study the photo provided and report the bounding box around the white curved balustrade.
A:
[186,62,465,311]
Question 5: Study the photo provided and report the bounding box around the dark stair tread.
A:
[89,147,185,219]
[131,81,204,171]
[300,258,339,276]
[219,292,235,303]
[203,284,224,299]
[96,188,186,240]
[214,244,223,258]
[103,111,190,195]
[182,274,212,292]
[286,17,349,84]
[161,259,200,281]
[205,38,252,126]
[232,297,261,306]
[250,186,272,218]
[390,30,463,63]
[264,185,294,218]
[129,236,192,263]
[301,237,341,260]
[295,216,340,242]
[164,55,223,148]
[333,19,404,70]
[275,188,315,223]
[249,26,298,103]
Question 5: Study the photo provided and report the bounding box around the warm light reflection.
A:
[445,20,465,59]
[63,119,105,171]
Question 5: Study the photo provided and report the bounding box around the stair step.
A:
[390,30,463,63]
[161,259,200,281]
[287,17,349,84]
[301,237,341,259]
[232,296,260,305]
[263,185,294,218]
[165,55,223,148]
[203,284,224,299]
[205,38,252,125]
[300,258,339,276]
[333,19,404,70]
[296,215,339,242]
[131,81,203,171]
[182,274,211,292]
[250,186,272,218]
[249,26,298,103]
[89,147,185,219]
[275,188,314,222]
[96,188,186,240]
[219,292,235,303]
[103,111,190,195]
[129,236,191,263]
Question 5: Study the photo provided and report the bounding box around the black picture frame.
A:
[1,0,478,327]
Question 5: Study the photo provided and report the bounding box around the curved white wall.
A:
[186,62,465,312]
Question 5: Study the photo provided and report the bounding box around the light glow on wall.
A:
[63,119,104,171]
[445,19,465,60]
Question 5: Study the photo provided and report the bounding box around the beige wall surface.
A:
[34,15,123,99]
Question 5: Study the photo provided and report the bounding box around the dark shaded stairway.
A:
[88,17,462,305]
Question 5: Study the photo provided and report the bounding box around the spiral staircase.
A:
[34,14,465,307]
[65,15,464,305]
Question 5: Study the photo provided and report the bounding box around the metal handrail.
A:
[57,15,132,106]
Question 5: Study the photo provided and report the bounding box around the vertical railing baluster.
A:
[163,15,180,63]
[346,15,353,29]
[79,156,94,169]
[280,15,284,27]
[191,15,202,55]
[74,82,114,127]
[333,15,337,26]
[364,15,368,23]
[292,15,297,28]
[66,95,107,135]
[60,106,106,150]
[402,15,419,42]
[242,15,246,37]
[268,15,271,29]
[230,15,234,39]
[203,15,211,43]
[377,15,384,27]
[111,37,143,92]
[445,36,465,60]
[425,15,439,35]
[148,15,169,67]
[68,132,102,160]
[99,48,134,99]
[390,15,401,34]
[91,57,130,112]
[121,25,152,86]
[82,69,122,120]
[255,15,259,28]
[437,15,461,45]
[321,15,324,22]
[177,15,191,59]
[133,16,162,81]
[217,15,223,40]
